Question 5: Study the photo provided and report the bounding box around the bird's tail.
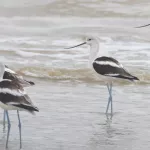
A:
[25,80,35,86]
[18,78,35,87]
[131,75,139,81]
[29,107,39,115]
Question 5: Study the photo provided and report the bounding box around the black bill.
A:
[65,42,86,49]
[135,23,150,28]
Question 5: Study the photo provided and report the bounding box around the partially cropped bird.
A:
[0,64,38,148]
[3,65,35,122]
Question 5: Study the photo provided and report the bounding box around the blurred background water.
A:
[0,0,150,150]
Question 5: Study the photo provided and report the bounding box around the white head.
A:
[65,36,99,48]
[65,36,100,63]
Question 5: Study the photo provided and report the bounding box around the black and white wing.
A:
[4,65,34,87]
[93,56,139,81]
[0,79,39,113]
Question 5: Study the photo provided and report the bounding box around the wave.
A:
[0,0,149,18]
[16,66,150,85]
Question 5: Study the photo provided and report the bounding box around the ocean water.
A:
[0,0,150,150]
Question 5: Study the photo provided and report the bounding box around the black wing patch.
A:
[0,80,39,113]
[93,56,139,81]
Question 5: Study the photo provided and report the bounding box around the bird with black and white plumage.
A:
[65,36,139,116]
[3,65,35,118]
[2,65,35,125]
[93,56,139,81]
[0,63,38,148]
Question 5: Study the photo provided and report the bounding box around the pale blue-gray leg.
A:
[3,110,6,127]
[17,110,22,149]
[105,83,113,115]
[5,110,11,148]
[110,83,113,115]
[106,84,111,114]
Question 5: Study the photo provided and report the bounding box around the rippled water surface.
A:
[0,0,150,150]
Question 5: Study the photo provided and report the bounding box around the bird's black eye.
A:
[88,38,92,41]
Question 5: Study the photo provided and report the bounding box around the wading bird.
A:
[65,36,139,115]
[3,65,35,124]
[0,63,38,148]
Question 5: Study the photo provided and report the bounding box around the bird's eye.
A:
[88,38,92,41]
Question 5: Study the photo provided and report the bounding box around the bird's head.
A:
[65,36,97,49]
[65,35,101,63]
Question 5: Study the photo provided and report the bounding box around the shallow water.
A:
[0,0,150,149]
[0,80,150,150]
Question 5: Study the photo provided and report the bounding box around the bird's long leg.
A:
[105,83,113,115]
[5,110,11,148]
[17,110,22,149]
[109,83,113,115]
[3,110,6,127]
[106,83,111,114]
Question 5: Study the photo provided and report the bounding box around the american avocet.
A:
[3,65,35,126]
[65,36,139,116]
[0,63,38,148]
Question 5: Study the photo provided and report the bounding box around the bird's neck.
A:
[0,63,5,81]
[89,40,100,64]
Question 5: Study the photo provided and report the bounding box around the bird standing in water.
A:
[3,65,35,123]
[0,64,38,148]
[65,36,139,116]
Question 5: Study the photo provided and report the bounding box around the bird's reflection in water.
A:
[105,114,113,124]
[0,119,10,149]
[105,114,115,142]
[87,115,116,150]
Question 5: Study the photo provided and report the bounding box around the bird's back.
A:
[0,78,38,113]
[93,56,139,81]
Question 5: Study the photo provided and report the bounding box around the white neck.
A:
[89,38,100,64]
[0,63,5,81]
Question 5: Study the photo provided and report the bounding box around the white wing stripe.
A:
[105,73,120,76]
[5,68,16,74]
[0,88,25,96]
[7,102,31,106]
[94,61,121,68]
